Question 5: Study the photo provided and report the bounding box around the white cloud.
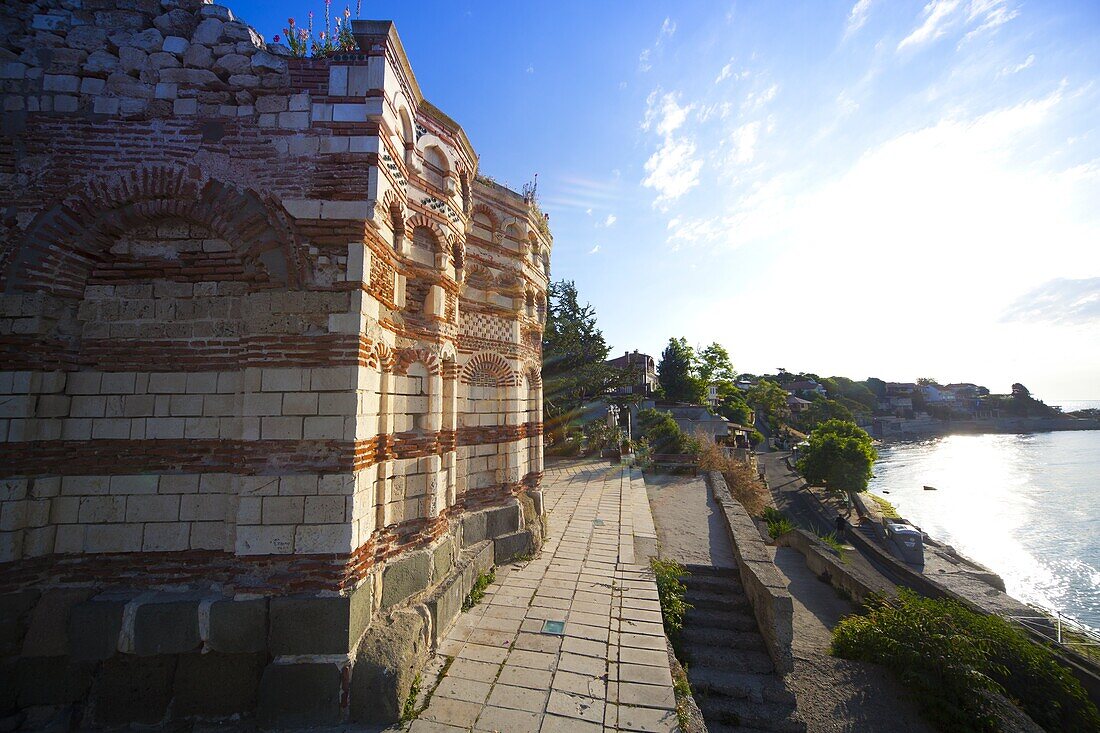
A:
[526,64,534,74]
[965,0,1019,40]
[585,208,593,216]
[603,214,617,227]
[642,91,694,134]
[588,244,601,255]
[999,53,1035,77]
[715,63,733,84]
[729,122,762,164]
[642,137,703,206]
[638,17,677,73]
[742,84,779,113]
[898,0,962,51]
[845,0,875,37]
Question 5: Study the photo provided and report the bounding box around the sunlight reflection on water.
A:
[868,431,1100,629]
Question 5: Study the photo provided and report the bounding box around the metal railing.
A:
[1007,610,1100,654]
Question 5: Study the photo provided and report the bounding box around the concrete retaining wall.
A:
[775,528,894,606]
[705,470,793,673]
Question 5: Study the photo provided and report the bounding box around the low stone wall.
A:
[705,470,793,673]
[0,500,537,729]
[775,528,894,606]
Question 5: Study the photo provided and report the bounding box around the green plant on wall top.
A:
[832,590,1100,733]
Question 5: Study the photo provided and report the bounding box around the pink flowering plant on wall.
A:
[280,0,360,57]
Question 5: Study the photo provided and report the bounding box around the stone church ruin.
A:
[0,0,550,726]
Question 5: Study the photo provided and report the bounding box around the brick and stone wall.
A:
[0,1,549,726]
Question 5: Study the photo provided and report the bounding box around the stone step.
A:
[687,668,797,706]
[681,646,775,674]
[684,588,754,614]
[697,696,806,733]
[684,606,759,633]
[680,625,768,652]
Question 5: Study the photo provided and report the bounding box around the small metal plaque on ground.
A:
[542,620,565,635]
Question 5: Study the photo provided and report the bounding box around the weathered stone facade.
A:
[0,0,549,726]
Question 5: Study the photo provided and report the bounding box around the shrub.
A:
[694,437,770,516]
[762,506,794,539]
[831,590,1100,733]
[638,409,692,454]
[651,558,691,638]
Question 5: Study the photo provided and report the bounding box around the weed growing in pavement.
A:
[462,567,496,611]
[400,672,421,722]
[651,558,692,640]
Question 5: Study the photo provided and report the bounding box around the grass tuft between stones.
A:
[462,567,496,611]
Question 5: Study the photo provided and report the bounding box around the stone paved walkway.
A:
[405,459,679,733]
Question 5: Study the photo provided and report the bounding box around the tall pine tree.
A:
[657,337,706,403]
[542,280,615,440]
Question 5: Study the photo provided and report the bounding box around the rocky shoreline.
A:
[877,415,1100,442]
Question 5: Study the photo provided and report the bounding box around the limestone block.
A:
[193,18,224,45]
[200,4,235,21]
[173,652,265,718]
[268,596,350,654]
[133,600,201,655]
[329,65,348,96]
[236,525,294,555]
[252,50,288,73]
[432,536,454,582]
[350,610,426,723]
[494,529,534,564]
[127,28,164,53]
[160,67,220,86]
[183,43,213,68]
[85,524,143,553]
[143,523,190,551]
[214,52,251,75]
[208,599,267,653]
[15,657,94,707]
[68,599,125,661]
[90,655,176,727]
[173,97,197,115]
[66,25,108,52]
[380,549,431,609]
[258,661,343,729]
[43,74,78,93]
[154,10,197,37]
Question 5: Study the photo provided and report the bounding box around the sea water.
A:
[868,431,1100,629]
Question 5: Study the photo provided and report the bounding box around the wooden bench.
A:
[650,453,698,475]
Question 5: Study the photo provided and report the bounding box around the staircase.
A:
[680,565,805,733]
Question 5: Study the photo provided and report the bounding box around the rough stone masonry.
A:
[0,0,551,727]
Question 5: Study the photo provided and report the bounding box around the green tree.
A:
[638,408,695,454]
[697,342,736,384]
[864,377,887,399]
[657,337,706,403]
[802,397,854,431]
[542,281,616,442]
[747,379,789,428]
[796,419,877,498]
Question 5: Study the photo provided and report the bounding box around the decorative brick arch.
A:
[469,203,499,232]
[405,214,452,253]
[395,347,441,376]
[460,352,519,387]
[4,165,302,297]
[367,342,397,372]
[523,363,543,388]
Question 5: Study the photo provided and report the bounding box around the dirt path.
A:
[645,473,735,568]
[771,546,936,733]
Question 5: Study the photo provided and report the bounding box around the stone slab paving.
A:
[405,459,679,733]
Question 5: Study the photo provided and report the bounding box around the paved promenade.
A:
[406,459,678,733]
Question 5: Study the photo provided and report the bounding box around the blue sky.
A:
[233,0,1100,400]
